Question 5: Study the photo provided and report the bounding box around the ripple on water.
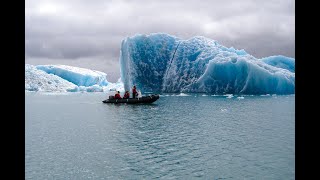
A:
[26,93,295,179]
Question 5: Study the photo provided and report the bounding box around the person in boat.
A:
[132,85,138,98]
[123,91,130,99]
[114,91,122,99]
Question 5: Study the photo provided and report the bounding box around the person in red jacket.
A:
[123,91,130,99]
[114,91,122,99]
[132,86,138,98]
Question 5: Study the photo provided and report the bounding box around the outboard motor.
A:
[137,90,142,98]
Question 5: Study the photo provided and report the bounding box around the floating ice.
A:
[226,94,234,98]
[260,94,271,96]
[176,93,191,96]
[120,33,295,94]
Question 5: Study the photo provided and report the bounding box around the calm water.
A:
[25,92,295,179]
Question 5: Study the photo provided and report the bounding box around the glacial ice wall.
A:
[120,33,180,92]
[120,33,295,94]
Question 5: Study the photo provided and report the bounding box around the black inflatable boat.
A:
[102,94,160,104]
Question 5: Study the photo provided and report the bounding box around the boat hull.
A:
[102,94,159,104]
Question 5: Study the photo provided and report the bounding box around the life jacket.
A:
[123,93,129,99]
[115,94,121,99]
[132,88,137,94]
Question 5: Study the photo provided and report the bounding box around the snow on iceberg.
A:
[120,33,295,94]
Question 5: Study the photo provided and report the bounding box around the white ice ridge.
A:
[120,33,295,94]
[25,64,124,92]
[25,64,78,92]
[36,64,109,86]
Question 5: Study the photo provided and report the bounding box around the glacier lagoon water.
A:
[26,92,294,179]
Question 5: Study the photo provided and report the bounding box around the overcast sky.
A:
[25,0,295,82]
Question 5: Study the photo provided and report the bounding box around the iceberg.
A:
[120,33,295,94]
[36,64,109,86]
[25,64,124,92]
[25,64,78,92]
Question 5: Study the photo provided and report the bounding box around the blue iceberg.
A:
[120,33,295,94]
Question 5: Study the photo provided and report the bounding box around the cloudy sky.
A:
[25,0,295,82]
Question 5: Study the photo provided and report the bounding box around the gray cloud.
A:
[25,0,294,82]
